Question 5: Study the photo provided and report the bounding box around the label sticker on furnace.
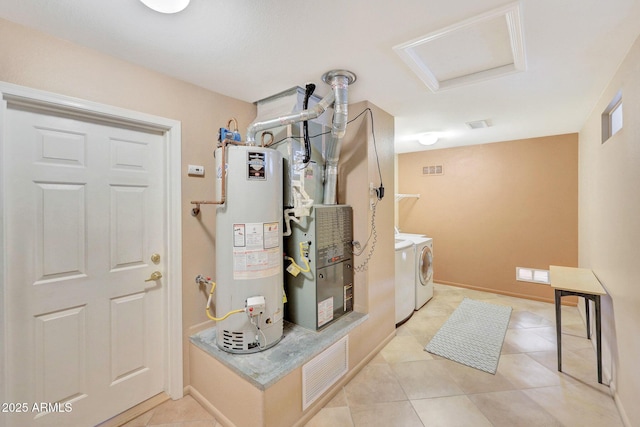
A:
[317,297,334,328]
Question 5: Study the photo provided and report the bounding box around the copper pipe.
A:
[227,117,238,132]
[261,131,274,147]
[190,140,228,216]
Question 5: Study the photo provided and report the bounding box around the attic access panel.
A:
[394,2,526,92]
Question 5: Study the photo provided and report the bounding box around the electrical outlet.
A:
[188,164,205,176]
[369,182,376,210]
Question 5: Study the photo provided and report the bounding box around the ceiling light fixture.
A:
[418,133,439,146]
[139,0,190,14]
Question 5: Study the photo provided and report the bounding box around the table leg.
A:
[585,297,591,339]
[555,289,562,373]
[595,295,602,384]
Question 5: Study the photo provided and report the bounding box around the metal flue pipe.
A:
[321,70,356,204]
[244,69,356,204]
[245,90,335,146]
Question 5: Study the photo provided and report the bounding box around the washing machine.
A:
[396,233,434,310]
[394,238,416,325]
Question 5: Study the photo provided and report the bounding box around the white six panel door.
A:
[4,105,166,426]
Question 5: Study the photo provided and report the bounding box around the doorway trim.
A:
[0,82,184,410]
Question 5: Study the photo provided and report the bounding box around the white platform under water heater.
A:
[214,145,284,353]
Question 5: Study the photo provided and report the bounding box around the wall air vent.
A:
[466,119,491,129]
[302,335,348,410]
[423,165,444,176]
[516,267,550,284]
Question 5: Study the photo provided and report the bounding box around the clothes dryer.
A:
[395,233,434,310]
[394,238,415,325]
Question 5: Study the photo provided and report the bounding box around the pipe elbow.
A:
[245,90,335,145]
[246,127,258,145]
[332,104,348,138]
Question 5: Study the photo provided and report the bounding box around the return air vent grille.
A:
[423,165,444,176]
[516,267,550,284]
[302,335,348,410]
[466,119,491,129]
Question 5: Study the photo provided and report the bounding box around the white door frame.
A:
[0,82,184,412]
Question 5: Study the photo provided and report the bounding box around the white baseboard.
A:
[612,386,632,427]
[186,385,236,427]
[95,393,169,427]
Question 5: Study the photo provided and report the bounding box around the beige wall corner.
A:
[578,32,640,427]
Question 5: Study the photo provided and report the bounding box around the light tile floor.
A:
[121,394,221,427]
[125,283,623,427]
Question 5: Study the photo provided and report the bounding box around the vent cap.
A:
[516,267,550,284]
[423,165,444,176]
[466,119,492,129]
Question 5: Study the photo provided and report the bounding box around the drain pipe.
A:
[321,70,356,205]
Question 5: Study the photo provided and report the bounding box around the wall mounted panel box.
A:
[285,205,354,330]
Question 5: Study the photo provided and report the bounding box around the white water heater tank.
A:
[214,144,284,353]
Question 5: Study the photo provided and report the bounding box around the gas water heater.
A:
[214,145,284,353]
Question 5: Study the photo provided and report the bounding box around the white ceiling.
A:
[1,0,639,153]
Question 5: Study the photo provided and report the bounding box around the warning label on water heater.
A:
[232,222,280,280]
[247,151,266,180]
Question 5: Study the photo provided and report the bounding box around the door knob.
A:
[145,271,163,282]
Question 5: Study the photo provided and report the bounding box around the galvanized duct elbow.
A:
[246,91,335,146]
[322,70,356,205]
[244,69,356,205]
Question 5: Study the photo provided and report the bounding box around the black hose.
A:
[302,83,316,164]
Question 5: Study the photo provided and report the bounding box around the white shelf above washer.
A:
[395,193,421,201]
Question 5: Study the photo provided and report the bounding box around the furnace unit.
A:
[285,205,354,330]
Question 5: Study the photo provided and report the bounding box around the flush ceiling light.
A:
[418,133,439,146]
[139,0,190,13]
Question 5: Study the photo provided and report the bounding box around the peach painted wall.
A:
[578,32,640,427]
[341,101,396,366]
[0,17,256,386]
[397,134,578,303]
